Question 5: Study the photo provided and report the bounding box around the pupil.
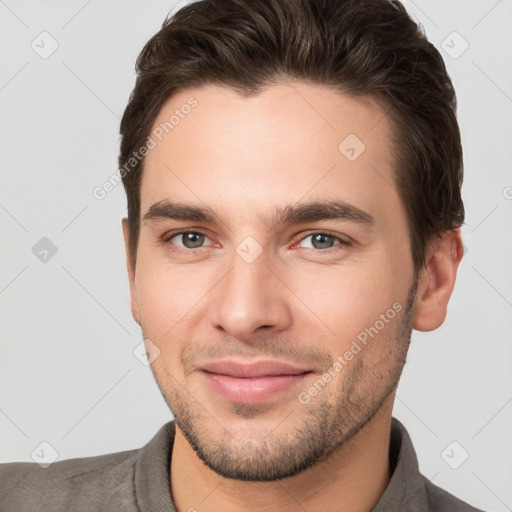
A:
[313,234,332,249]
[184,233,204,248]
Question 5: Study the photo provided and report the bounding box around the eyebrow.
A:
[142,199,375,230]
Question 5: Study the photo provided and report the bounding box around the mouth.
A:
[199,359,314,404]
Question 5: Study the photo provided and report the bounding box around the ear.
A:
[122,218,141,326]
[413,227,464,332]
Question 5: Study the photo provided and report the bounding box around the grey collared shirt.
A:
[0,417,485,511]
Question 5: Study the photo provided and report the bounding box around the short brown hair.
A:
[119,0,464,276]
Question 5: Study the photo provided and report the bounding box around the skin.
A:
[122,81,463,512]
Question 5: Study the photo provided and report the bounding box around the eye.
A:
[163,230,214,250]
[161,230,350,254]
[296,232,350,252]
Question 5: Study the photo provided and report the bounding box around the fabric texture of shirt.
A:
[0,416,485,511]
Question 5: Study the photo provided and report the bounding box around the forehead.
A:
[140,81,401,228]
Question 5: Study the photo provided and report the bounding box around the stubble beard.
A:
[148,279,417,481]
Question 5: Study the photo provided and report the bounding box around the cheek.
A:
[134,259,204,341]
[291,258,404,349]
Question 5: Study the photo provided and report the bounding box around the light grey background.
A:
[0,1,511,510]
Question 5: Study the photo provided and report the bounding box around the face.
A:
[124,82,419,481]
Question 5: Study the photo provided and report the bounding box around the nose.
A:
[207,249,293,340]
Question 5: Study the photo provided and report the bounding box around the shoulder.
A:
[422,475,486,512]
[0,447,140,512]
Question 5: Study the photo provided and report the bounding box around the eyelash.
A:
[161,230,352,255]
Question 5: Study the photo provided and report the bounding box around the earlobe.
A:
[412,228,464,332]
[122,218,141,326]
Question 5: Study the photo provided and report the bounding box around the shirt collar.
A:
[134,416,428,512]
[135,421,177,512]
[371,416,429,511]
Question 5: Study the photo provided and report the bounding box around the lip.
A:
[199,359,313,404]
[200,359,311,377]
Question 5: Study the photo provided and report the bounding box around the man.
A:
[0,0,485,510]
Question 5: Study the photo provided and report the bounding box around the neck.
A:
[170,397,394,512]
